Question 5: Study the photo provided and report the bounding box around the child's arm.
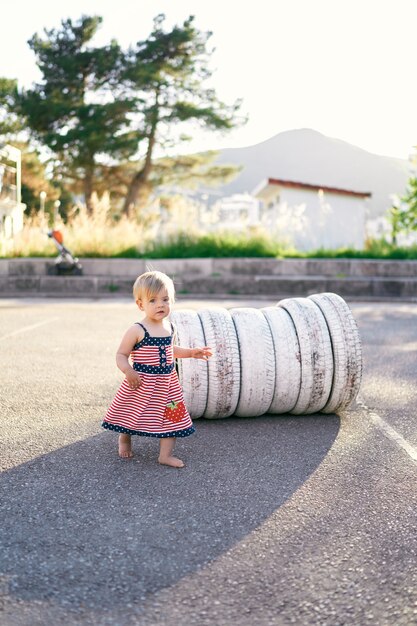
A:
[174,345,213,360]
[116,325,144,389]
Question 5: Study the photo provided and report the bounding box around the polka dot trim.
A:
[133,322,173,350]
[101,421,195,438]
[133,362,175,375]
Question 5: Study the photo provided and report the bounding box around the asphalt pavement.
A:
[0,297,416,626]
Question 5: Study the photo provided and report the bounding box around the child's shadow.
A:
[0,414,339,611]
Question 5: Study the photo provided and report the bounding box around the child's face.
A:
[138,288,171,321]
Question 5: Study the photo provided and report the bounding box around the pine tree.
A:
[19,16,139,213]
[0,78,24,139]
[2,14,243,215]
[121,14,244,214]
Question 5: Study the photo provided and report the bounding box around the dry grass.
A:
[3,193,417,259]
[7,193,154,258]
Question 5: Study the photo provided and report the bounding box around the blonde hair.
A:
[133,270,176,303]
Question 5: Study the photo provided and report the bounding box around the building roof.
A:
[253,177,372,198]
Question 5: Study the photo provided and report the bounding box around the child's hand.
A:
[125,368,142,390]
[191,346,213,360]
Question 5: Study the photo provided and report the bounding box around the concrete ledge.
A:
[212,258,417,277]
[1,257,416,299]
[2,257,417,279]
[7,259,49,276]
[1,274,416,300]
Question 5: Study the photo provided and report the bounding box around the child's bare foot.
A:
[158,455,184,468]
[158,438,183,467]
[118,434,133,458]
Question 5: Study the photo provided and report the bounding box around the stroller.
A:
[47,230,83,275]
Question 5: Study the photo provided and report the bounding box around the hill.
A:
[212,129,410,218]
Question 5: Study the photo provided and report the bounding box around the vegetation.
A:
[389,149,417,244]
[1,13,415,261]
[0,78,23,137]
[297,239,417,260]
[20,16,137,215]
[4,206,417,260]
[393,176,417,242]
[143,231,288,259]
[0,13,243,216]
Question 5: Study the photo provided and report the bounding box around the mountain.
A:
[210,129,410,219]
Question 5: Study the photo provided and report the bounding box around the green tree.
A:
[19,144,59,211]
[121,14,244,214]
[2,14,243,214]
[149,151,240,191]
[0,85,62,217]
[0,78,25,139]
[400,176,417,228]
[389,150,417,244]
[19,15,139,213]
[73,151,240,211]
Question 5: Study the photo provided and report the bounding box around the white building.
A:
[212,192,260,229]
[0,144,25,244]
[252,178,371,251]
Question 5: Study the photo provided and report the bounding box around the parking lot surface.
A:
[1,298,416,625]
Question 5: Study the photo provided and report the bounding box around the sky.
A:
[1,0,416,160]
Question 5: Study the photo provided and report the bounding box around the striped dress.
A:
[102,322,195,438]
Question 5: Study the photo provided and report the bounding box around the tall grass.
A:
[3,195,417,260]
[62,202,152,258]
[143,231,291,258]
[7,194,154,258]
[301,239,417,260]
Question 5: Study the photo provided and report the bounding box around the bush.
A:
[143,231,290,258]
[3,206,417,260]
[302,239,417,260]
[5,197,153,258]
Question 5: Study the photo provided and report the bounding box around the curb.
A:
[1,257,416,300]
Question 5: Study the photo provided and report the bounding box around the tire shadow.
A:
[0,414,339,611]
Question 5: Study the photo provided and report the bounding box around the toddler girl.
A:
[102,270,212,468]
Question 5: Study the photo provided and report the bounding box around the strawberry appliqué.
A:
[164,400,187,423]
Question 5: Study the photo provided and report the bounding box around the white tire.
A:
[261,306,301,414]
[198,308,241,419]
[277,297,333,415]
[308,293,363,413]
[171,309,208,419]
[230,308,276,417]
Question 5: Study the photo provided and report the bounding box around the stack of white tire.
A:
[172,293,362,418]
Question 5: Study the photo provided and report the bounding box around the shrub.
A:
[3,199,417,260]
